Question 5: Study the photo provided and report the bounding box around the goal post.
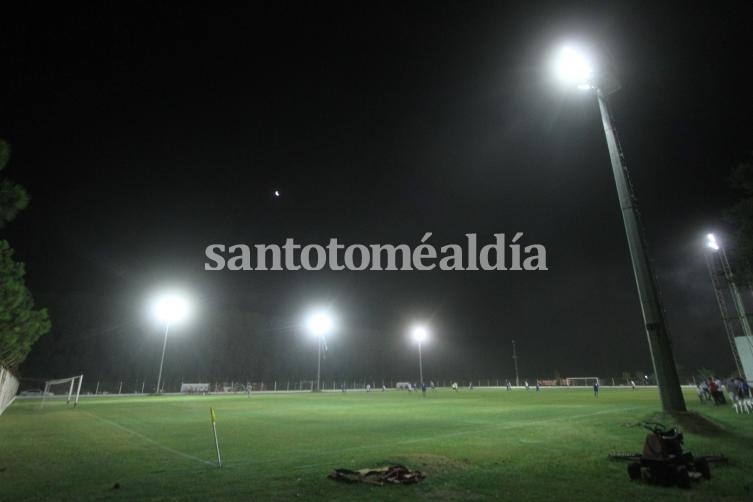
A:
[564,377,600,387]
[42,375,84,407]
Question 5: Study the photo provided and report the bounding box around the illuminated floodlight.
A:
[306,311,334,337]
[411,325,429,389]
[411,326,429,343]
[554,46,594,89]
[153,293,190,324]
[307,309,335,392]
[151,291,192,394]
[274,190,281,197]
[706,233,720,251]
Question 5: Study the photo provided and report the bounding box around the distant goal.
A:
[564,377,599,387]
[42,375,84,407]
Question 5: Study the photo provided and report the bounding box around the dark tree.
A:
[726,153,753,282]
[0,139,51,369]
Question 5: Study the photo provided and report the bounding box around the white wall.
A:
[0,366,20,415]
[735,337,753,383]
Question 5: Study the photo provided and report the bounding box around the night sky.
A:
[2,2,752,389]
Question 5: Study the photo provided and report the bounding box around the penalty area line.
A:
[81,411,215,467]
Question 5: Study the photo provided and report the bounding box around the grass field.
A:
[1,388,752,501]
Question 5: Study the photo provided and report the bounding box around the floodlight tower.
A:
[152,293,190,394]
[705,233,753,376]
[307,311,334,392]
[411,326,429,390]
[552,44,686,411]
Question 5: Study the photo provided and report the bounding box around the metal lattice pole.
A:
[705,252,744,376]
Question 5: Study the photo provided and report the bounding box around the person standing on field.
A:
[593,379,600,398]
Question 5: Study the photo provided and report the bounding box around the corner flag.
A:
[210,407,221,467]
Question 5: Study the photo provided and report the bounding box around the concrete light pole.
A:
[553,45,686,411]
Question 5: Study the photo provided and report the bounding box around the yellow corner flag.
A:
[210,407,221,467]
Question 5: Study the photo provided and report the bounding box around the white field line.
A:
[80,410,214,466]
[78,405,642,474]
[224,405,644,471]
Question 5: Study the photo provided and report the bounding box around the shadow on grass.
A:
[645,411,726,435]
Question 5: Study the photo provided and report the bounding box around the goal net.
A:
[564,377,600,387]
[42,375,84,407]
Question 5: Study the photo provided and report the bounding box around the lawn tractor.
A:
[609,422,725,489]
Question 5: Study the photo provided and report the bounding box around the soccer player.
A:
[593,379,600,398]
[506,381,511,391]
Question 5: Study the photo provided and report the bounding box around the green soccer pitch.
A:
[1,388,751,501]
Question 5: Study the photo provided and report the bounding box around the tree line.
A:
[0,138,51,370]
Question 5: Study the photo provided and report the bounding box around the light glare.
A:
[307,311,333,337]
[153,293,190,324]
[554,46,594,88]
[706,233,719,251]
[412,326,429,343]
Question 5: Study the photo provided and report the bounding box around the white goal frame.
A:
[564,377,600,387]
[42,374,84,407]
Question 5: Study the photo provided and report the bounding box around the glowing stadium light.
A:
[553,46,594,89]
[305,310,335,392]
[549,40,687,411]
[150,291,192,394]
[153,293,190,324]
[306,311,334,338]
[411,325,429,343]
[706,233,720,251]
[410,325,429,391]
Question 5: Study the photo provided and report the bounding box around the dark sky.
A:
[2,1,752,389]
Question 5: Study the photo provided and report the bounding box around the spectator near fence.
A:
[696,381,710,403]
[726,379,738,402]
[708,377,726,405]
[739,378,750,399]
